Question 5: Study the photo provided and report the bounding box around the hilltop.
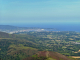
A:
[23,51,75,60]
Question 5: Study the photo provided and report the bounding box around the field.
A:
[71,56,80,58]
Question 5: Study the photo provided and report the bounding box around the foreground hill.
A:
[23,51,76,60]
[0,32,39,60]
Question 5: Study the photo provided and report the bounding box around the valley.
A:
[0,30,80,60]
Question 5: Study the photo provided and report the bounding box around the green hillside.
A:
[0,31,80,60]
[23,51,77,60]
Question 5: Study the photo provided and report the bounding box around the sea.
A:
[13,22,80,32]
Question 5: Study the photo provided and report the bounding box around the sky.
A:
[0,0,80,25]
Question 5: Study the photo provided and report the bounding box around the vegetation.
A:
[0,31,80,60]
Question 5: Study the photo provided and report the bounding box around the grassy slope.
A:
[23,51,77,60]
[0,32,39,60]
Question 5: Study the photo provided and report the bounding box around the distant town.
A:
[0,25,56,34]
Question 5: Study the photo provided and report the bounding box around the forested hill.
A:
[0,31,38,60]
[0,31,15,38]
[23,51,73,60]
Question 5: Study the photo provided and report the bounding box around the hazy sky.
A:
[0,0,80,24]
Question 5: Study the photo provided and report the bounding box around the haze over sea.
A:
[13,22,80,32]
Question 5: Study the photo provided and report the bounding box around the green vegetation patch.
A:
[8,44,38,55]
[46,58,56,60]
[76,40,80,42]
[7,44,38,60]
[9,44,37,50]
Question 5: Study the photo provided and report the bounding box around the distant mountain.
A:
[0,25,19,29]
[0,25,56,30]
[0,25,41,33]
[0,25,39,30]
[0,25,29,33]
[0,25,57,34]
[23,51,75,60]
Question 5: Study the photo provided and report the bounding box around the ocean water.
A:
[14,23,80,32]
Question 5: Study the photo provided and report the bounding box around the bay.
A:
[13,23,80,32]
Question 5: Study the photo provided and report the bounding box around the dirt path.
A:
[46,51,49,57]
[71,56,80,58]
